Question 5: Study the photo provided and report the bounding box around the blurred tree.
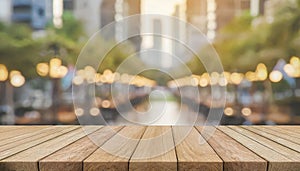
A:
[47,11,85,42]
[212,0,300,72]
[0,23,42,78]
[0,12,86,78]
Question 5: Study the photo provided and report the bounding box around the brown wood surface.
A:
[0,126,34,133]
[251,126,300,145]
[0,126,48,141]
[39,126,123,171]
[0,126,299,171]
[84,126,146,171]
[219,126,300,171]
[0,126,99,171]
[129,126,177,171]
[173,126,223,171]
[197,126,267,171]
[242,126,300,153]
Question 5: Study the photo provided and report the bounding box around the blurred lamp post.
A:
[0,64,25,124]
[36,58,68,123]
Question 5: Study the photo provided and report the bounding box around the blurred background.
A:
[0,0,300,125]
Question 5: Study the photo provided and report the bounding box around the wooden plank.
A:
[39,126,123,171]
[0,126,70,147]
[196,126,267,171]
[129,126,177,171]
[172,126,223,171]
[0,126,48,141]
[84,126,146,171]
[265,126,300,139]
[218,126,300,171]
[276,126,300,134]
[0,126,78,160]
[268,126,300,134]
[229,126,300,160]
[0,126,100,171]
[247,126,300,145]
[0,126,31,133]
[243,126,300,153]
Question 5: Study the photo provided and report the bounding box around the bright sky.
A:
[141,0,186,15]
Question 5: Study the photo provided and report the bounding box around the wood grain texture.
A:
[0,126,299,171]
[260,126,300,143]
[129,126,177,171]
[275,126,300,133]
[0,126,78,160]
[0,126,100,171]
[172,126,223,171]
[219,126,300,171]
[84,126,146,171]
[0,126,47,141]
[197,126,267,171]
[229,126,300,160]
[39,126,122,171]
[0,126,51,147]
[242,126,300,153]
[0,126,31,133]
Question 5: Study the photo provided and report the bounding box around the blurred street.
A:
[0,0,300,125]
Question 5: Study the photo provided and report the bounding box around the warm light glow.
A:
[199,73,209,87]
[36,63,49,77]
[103,69,113,76]
[9,70,20,79]
[49,58,68,78]
[10,72,25,87]
[223,72,231,82]
[269,70,283,83]
[104,70,114,84]
[210,72,219,85]
[58,66,68,78]
[284,57,300,78]
[230,73,244,85]
[241,107,252,116]
[245,71,256,82]
[101,100,111,108]
[120,73,129,83]
[95,73,102,83]
[191,77,199,86]
[90,107,100,116]
[75,108,84,116]
[0,64,8,81]
[73,76,84,85]
[256,63,268,81]
[168,81,178,88]
[49,58,62,78]
[290,56,300,66]
[218,77,228,86]
[284,64,296,77]
[224,107,234,116]
[50,57,62,67]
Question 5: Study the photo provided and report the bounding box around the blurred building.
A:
[140,0,187,68]
[0,0,12,24]
[250,0,267,16]
[71,0,140,50]
[185,0,270,40]
[0,0,63,30]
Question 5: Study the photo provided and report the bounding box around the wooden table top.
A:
[0,126,299,171]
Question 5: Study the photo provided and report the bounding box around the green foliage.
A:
[212,1,300,72]
[47,11,85,42]
[98,40,137,72]
[0,12,86,78]
[0,23,42,78]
